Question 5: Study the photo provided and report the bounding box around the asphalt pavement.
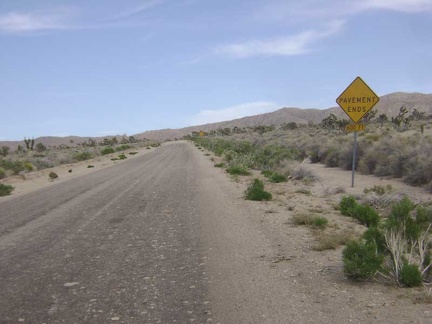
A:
[0,143,213,323]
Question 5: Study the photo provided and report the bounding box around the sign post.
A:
[336,77,379,187]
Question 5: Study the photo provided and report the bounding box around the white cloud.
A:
[254,0,432,26]
[0,9,73,33]
[112,0,165,20]
[361,0,432,12]
[216,20,344,58]
[189,102,279,125]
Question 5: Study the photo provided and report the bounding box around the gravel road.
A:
[0,142,292,323]
[2,141,432,324]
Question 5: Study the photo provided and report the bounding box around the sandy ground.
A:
[0,146,157,201]
[194,147,432,323]
[2,142,432,323]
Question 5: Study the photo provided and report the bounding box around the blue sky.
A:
[1,0,432,140]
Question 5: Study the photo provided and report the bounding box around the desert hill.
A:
[1,92,431,148]
[133,92,432,140]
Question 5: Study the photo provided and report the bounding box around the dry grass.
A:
[313,230,358,251]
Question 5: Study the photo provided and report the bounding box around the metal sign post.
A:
[351,131,357,187]
[336,77,380,187]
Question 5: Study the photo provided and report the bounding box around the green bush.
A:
[74,151,92,161]
[226,165,251,176]
[400,263,423,287]
[49,172,58,180]
[351,204,381,227]
[312,217,328,229]
[23,162,34,172]
[87,165,95,168]
[118,154,127,160]
[342,197,432,286]
[340,195,358,216]
[261,170,273,178]
[363,226,386,253]
[116,144,131,151]
[0,167,6,179]
[101,147,115,155]
[245,179,272,201]
[214,163,225,168]
[0,160,25,175]
[269,172,287,183]
[342,240,384,280]
[0,183,14,196]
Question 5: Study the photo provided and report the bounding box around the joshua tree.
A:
[377,114,388,127]
[24,138,35,151]
[0,146,10,157]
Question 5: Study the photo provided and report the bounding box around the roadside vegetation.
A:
[0,183,14,196]
[341,196,432,287]
[189,107,432,191]
[0,137,160,180]
[189,107,432,294]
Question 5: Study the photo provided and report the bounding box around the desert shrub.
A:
[339,195,358,216]
[295,188,311,196]
[365,134,380,143]
[358,144,393,175]
[364,185,393,196]
[292,214,314,226]
[314,231,355,251]
[324,148,340,167]
[416,206,432,226]
[87,165,94,168]
[0,183,14,196]
[312,216,328,229]
[338,144,364,171]
[101,147,115,155]
[30,158,54,170]
[404,161,432,186]
[0,167,6,179]
[0,160,25,175]
[214,163,225,168]
[308,144,329,163]
[343,198,432,285]
[23,162,34,172]
[245,179,272,201]
[363,226,386,253]
[339,196,381,227]
[116,144,131,151]
[350,204,381,227]
[226,165,251,176]
[49,172,58,180]
[269,172,287,183]
[342,240,384,280]
[118,154,127,160]
[261,170,273,177]
[129,152,138,155]
[74,151,92,161]
[400,263,423,287]
[290,165,318,182]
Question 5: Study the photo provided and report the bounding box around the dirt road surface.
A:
[1,141,431,323]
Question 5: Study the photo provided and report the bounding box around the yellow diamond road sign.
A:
[336,77,380,123]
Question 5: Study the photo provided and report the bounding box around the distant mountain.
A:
[1,92,431,148]
[133,92,432,140]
